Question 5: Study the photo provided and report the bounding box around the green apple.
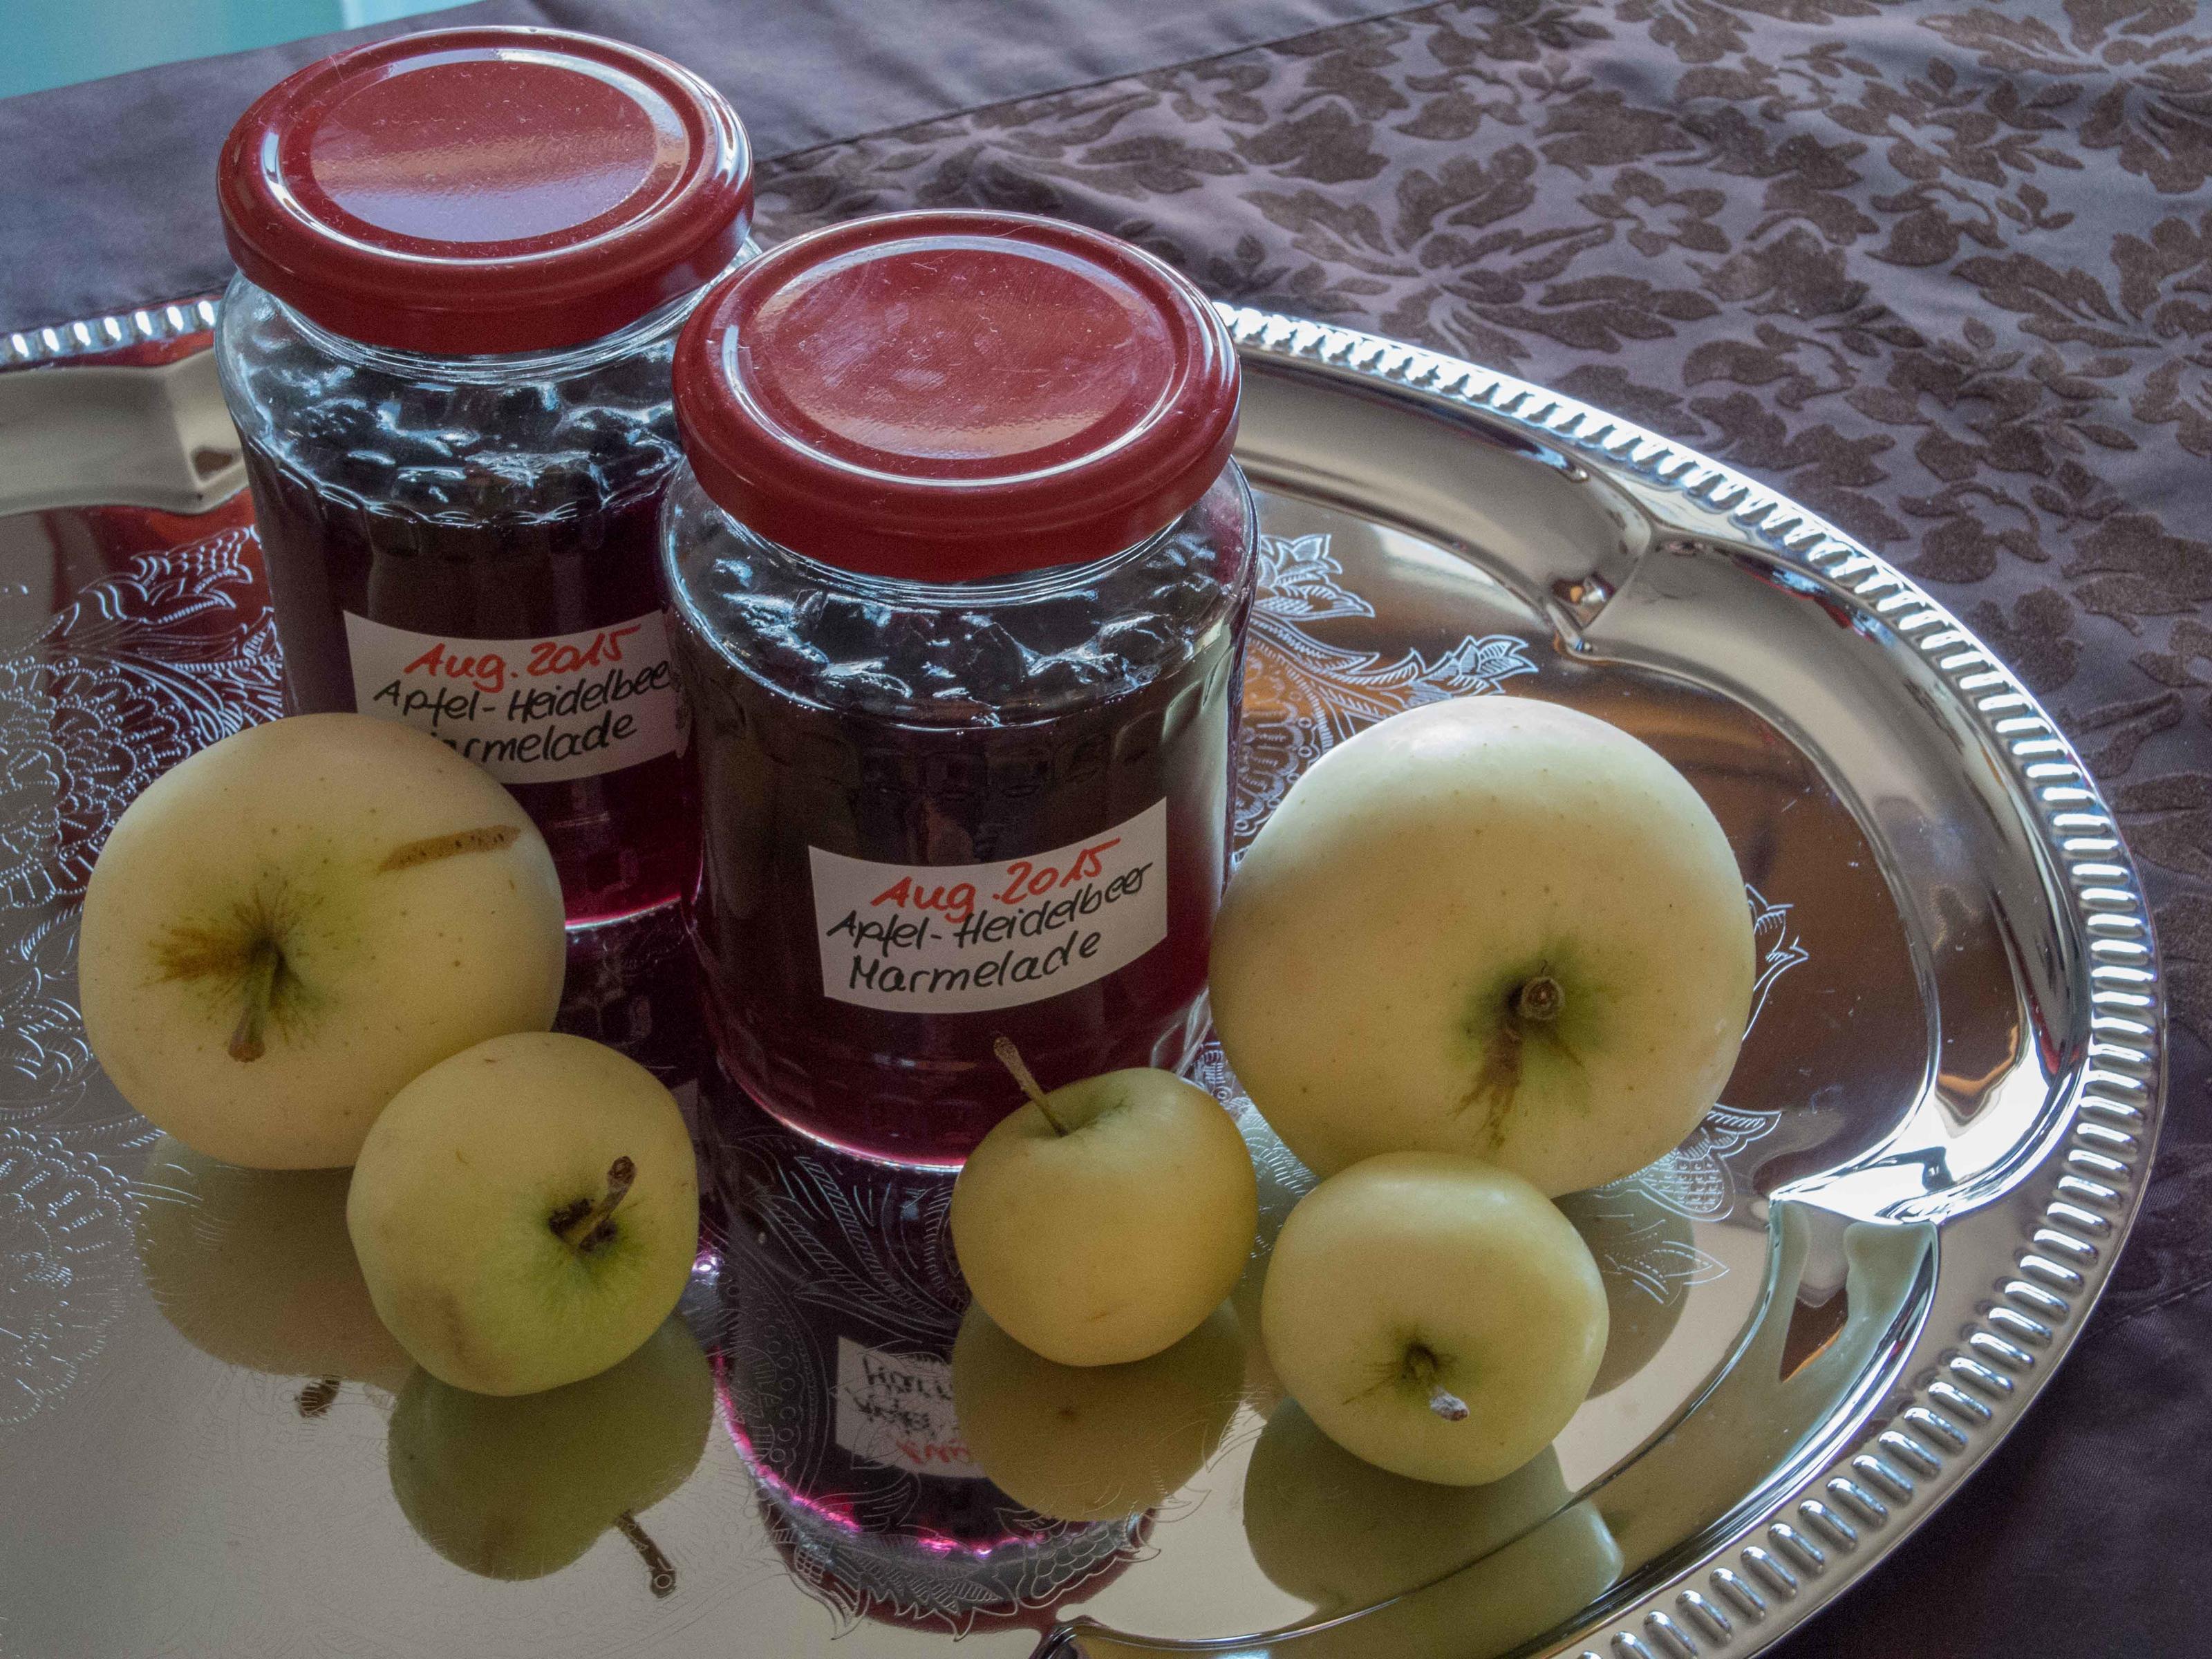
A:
[1261,1152,1606,1485]
[133,1134,413,1400]
[950,1302,1244,1522]
[348,1031,700,1396]
[81,713,565,1169]
[1210,695,1754,1196]
[949,1041,1257,1367]
[388,1316,712,1586]
[1244,1400,1569,1613]
[1555,1184,1699,1396]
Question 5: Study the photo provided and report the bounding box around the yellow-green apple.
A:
[80,713,565,1169]
[950,1040,1256,1367]
[1261,1152,1606,1485]
[388,1316,712,1587]
[1244,1400,1569,1613]
[950,1302,1243,1521]
[348,1032,699,1396]
[133,1134,412,1400]
[1210,696,1754,1196]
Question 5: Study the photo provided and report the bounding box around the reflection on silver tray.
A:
[0,307,2162,1659]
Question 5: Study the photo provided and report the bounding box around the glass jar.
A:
[213,27,754,925]
[662,211,1257,1167]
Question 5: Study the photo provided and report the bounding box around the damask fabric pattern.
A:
[749,4,2212,1652]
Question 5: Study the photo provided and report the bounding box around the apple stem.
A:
[993,1035,1072,1136]
[227,937,284,1062]
[1405,1344,1470,1423]
[615,1512,677,1597]
[550,1156,636,1254]
[1515,974,1565,1024]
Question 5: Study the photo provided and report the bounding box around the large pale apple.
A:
[1261,1152,1606,1485]
[950,1047,1257,1367]
[348,1031,700,1396]
[1211,695,1754,1196]
[81,713,565,1169]
[389,1316,712,1586]
[133,1134,413,1397]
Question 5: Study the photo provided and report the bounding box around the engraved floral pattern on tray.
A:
[1234,531,1538,844]
[0,1128,129,1427]
[0,529,281,1130]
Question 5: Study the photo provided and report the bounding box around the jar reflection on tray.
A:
[697,1080,1138,1629]
[662,212,1257,1166]
[212,26,756,925]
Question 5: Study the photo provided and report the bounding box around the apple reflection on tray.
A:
[691,1067,1245,1633]
[132,1127,715,1595]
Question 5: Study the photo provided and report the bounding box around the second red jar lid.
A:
[671,211,1241,583]
[219,27,753,354]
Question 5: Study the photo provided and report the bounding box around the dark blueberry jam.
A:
[220,283,700,924]
[664,469,1255,1166]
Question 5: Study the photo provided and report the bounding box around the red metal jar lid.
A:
[672,211,1241,582]
[218,27,752,355]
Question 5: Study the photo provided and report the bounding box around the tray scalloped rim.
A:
[1206,300,2164,1659]
[3,293,223,367]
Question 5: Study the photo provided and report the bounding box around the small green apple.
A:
[133,1133,413,1401]
[1261,1152,1606,1485]
[81,713,565,1169]
[1210,696,1754,1196]
[1243,1399,1568,1613]
[388,1316,712,1587]
[950,1302,1244,1522]
[949,1041,1257,1367]
[347,1031,700,1396]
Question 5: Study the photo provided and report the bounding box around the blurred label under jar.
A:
[809,801,1169,1015]
[344,610,686,785]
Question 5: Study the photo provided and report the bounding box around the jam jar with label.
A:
[662,211,1257,1166]
[213,27,754,924]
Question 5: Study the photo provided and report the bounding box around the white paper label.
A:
[810,800,1169,1014]
[834,1338,981,1480]
[344,610,684,785]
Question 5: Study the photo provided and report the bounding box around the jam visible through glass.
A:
[667,471,1255,1166]
[231,294,697,925]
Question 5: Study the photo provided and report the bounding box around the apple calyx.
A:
[1514,974,1565,1024]
[376,823,523,874]
[1460,965,1571,1138]
[549,1156,636,1255]
[1406,1344,1470,1423]
[993,1035,1073,1136]
[614,1512,677,1597]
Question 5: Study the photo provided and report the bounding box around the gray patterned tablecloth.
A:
[3,2,2208,1653]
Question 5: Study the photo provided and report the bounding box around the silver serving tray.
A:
[0,307,2162,1659]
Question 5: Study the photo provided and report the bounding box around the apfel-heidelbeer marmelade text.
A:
[214,27,755,924]
[662,212,1257,1165]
